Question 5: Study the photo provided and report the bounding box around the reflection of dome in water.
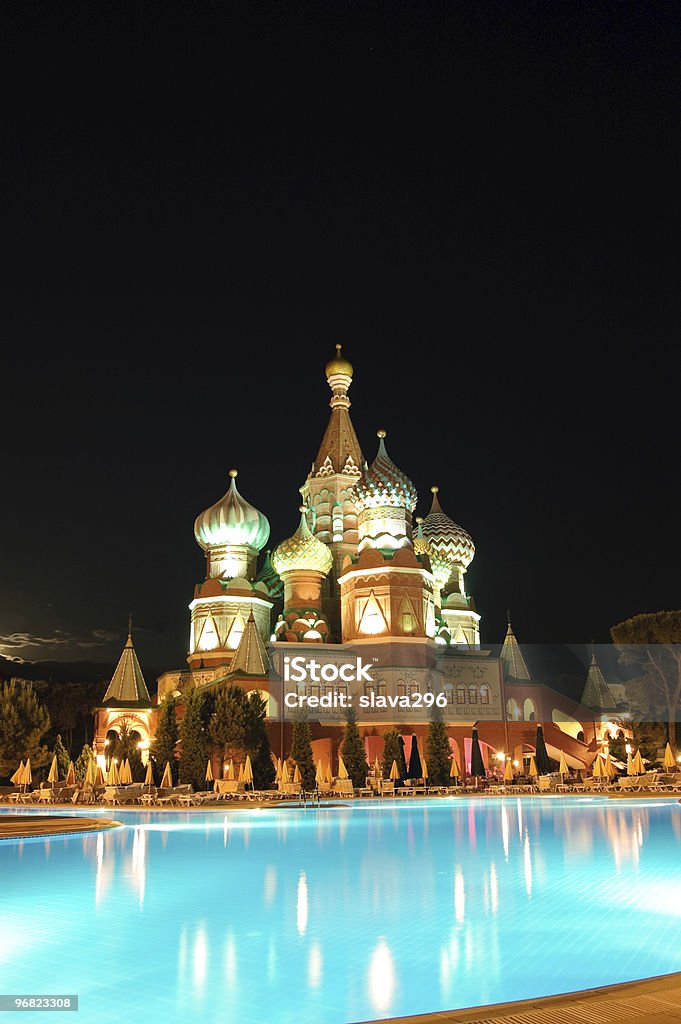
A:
[272,508,334,576]
[194,471,270,551]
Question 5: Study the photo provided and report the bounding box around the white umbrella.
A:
[421,756,429,781]
[558,751,569,776]
[293,764,302,784]
[450,757,461,779]
[65,761,76,786]
[205,759,214,783]
[48,755,59,784]
[337,754,349,779]
[85,758,96,786]
[315,759,325,785]
[243,755,254,787]
[10,761,24,785]
[390,759,400,781]
[160,761,173,788]
[144,761,154,786]
[280,760,290,785]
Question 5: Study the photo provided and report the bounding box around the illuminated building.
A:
[95,347,628,772]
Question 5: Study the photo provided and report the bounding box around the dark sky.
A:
[2,1,679,672]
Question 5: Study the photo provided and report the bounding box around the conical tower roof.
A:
[102,630,151,706]
[581,651,618,712]
[500,618,531,680]
[228,610,270,677]
[310,345,364,478]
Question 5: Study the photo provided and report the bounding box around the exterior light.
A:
[104,739,109,747]
[625,743,632,754]
[496,752,505,762]
[513,760,520,768]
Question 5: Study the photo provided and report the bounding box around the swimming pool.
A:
[2,797,681,1023]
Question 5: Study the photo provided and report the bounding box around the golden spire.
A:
[325,343,353,378]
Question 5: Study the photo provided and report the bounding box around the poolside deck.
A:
[0,815,122,839]
[368,971,681,1024]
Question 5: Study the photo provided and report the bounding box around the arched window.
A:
[456,686,466,705]
[523,698,536,722]
[506,698,520,721]
[468,685,478,704]
[479,685,490,705]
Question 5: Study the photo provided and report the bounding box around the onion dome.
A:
[272,507,334,576]
[325,343,353,378]
[422,487,475,568]
[194,470,270,551]
[413,518,430,555]
[353,431,418,511]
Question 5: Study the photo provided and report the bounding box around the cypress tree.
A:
[179,688,209,790]
[246,692,276,790]
[382,730,406,783]
[426,709,452,786]
[151,695,179,783]
[208,685,247,764]
[341,705,368,788]
[74,743,96,783]
[52,734,71,778]
[290,711,316,790]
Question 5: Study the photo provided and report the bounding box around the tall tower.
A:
[271,505,334,641]
[299,345,365,580]
[189,470,273,669]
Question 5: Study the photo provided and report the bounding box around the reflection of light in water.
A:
[267,938,277,982]
[308,942,322,987]
[225,933,237,987]
[263,865,276,905]
[178,926,187,974]
[193,926,208,989]
[131,827,146,907]
[297,871,308,936]
[501,805,509,860]
[44,839,50,860]
[637,817,644,847]
[454,866,465,924]
[490,863,498,914]
[368,938,395,1014]
[524,834,532,896]
[517,799,523,840]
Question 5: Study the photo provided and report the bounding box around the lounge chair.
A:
[332,778,354,797]
[378,780,394,796]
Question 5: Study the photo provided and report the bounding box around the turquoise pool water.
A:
[2,798,681,1023]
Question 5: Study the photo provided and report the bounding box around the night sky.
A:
[2,1,679,674]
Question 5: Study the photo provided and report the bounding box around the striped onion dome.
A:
[353,431,418,511]
[194,470,270,552]
[422,487,475,568]
[272,507,334,576]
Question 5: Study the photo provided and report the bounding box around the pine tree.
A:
[151,695,179,783]
[341,705,368,788]
[179,688,209,790]
[52,734,71,778]
[0,679,51,772]
[426,709,452,786]
[382,730,406,783]
[290,711,316,790]
[246,692,276,790]
[74,743,96,783]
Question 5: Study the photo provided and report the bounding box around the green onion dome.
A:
[194,470,270,551]
[272,507,334,576]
